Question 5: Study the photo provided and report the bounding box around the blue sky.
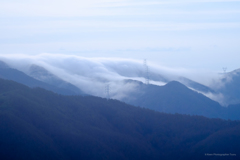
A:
[0,0,240,71]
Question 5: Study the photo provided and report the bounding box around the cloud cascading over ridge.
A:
[0,54,224,101]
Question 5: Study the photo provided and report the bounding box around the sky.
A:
[0,0,240,71]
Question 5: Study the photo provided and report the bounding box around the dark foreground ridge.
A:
[0,78,240,160]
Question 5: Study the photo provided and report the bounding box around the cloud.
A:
[0,54,143,97]
[203,92,226,106]
[0,53,223,99]
[190,86,227,106]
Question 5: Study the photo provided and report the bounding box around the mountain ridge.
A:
[0,78,240,160]
[122,80,227,119]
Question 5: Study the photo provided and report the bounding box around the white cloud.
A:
[0,53,223,99]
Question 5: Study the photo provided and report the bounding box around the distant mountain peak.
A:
[164,81,188,89]
[29,64,55,81]
[29,64,47,72]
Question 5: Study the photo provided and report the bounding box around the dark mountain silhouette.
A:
[28,64,85,95]
[0,78,240,160]
[122,80,226,119]
[0,61,84,96]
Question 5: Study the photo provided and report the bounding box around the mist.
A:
[0,53,225,102]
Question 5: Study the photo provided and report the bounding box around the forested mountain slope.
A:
[122,80,227,119]
[0,78,240,160]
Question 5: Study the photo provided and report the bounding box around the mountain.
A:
[110,63,216,96]
[216,69,240,105]
[227,103,240,120]
[0,61,9,68]
[28,64,85,95]
[0,78,240,160]
[122,80,226,119]
[0,61,83,96]
[141,68,216,95]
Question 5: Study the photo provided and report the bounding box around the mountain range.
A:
[121,80,226,119]
[0,78,240,160]
[1,60,240,120]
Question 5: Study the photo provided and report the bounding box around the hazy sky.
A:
[1,0,240,71]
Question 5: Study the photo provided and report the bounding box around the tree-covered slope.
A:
[122,80,226,119]
[0,78,240,160]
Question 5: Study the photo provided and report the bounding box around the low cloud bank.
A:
[0,53,225,103]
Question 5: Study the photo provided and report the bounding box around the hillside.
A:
[122,80,226,119]
[0,78,240,160]
[0,61,84,95]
